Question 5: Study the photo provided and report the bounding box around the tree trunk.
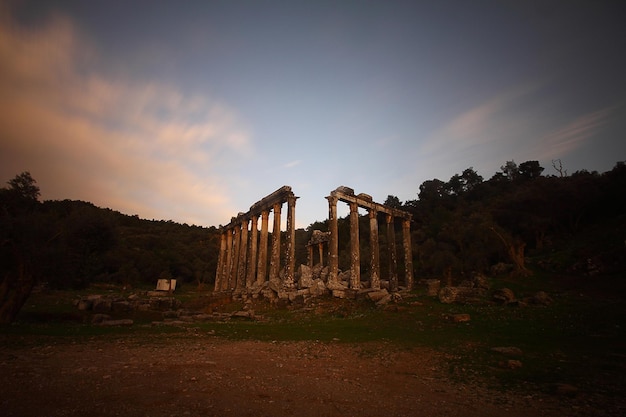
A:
[0,259,36,324]
[490,227,531,277]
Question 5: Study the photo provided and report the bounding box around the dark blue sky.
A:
[2,0,625,226]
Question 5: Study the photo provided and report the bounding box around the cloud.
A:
[534,107,613,161]
[0,14,251,226]
[413,86,538,180]
[284,160,302,168]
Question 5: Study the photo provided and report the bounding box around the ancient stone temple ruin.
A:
[214,186,298,292]
[214,185,413,302]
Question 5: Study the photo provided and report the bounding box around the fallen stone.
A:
[553,383,579,397]
[491,346,523,357]
[375,294,392,306]
[91,314,111,324]
[99,319,133,326]
[492,288,516,304]
[92,299,112,313]
[77,299,93,311]
[438,286,485,304]
[367,289,389,302]
[499,359,523,369]
[447,313,471,323]
[425,279,441,297]
[298,264,314,288]
[309,279,328,297]
[528,291,553,306]
[232,310,255,319]
[112,301,131,312]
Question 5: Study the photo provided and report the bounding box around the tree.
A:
[0,173,49,323]
[384,195,402,208]
[500,160,518,181]
[518,161,544,180]
[7,171,40,201]
[418,179,446,201]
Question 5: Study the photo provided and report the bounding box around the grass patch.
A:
[4,279,626,397]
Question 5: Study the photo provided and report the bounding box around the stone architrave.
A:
[386,214,398,292]
[246,215,259,288]
[349,201,360,290]
[257,210,269,284]
[369,209,380,290]
[268,202,282,285]
[327,194,339,286]
[237,219,249,289]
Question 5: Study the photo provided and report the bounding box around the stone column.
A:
[402,218,414,290]
[327,195,339,287]
[318,243,324,267]
[215,230,226,291]
[386,214,398,292]
[283,195,297,289]
[349,202,360,290]
[225,228,234,290]
[237,219,249,290]
[307,245,313,269]
[369,209,380,290]
[257,210,270,284]
[268,203,282,285]
[231,224,242,290]
[246,215,259,288]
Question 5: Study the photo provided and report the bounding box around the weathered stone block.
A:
[92,298,112,312]
[447,313,471,323]
[367,289,389,302]
[298,264,314,288]
[425,279,441,297]
[99,319,134,326]
[332,289,347,299]
[492,288,516,304]
[438,286,486,304]
[112,301,131,312]
[309,279,328,297]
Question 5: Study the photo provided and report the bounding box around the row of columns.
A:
[327,192,414,291]
[215,194,297,292]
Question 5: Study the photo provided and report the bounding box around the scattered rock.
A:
[492,288,516,305]
[375,294,392,306]
[99,319,133,326]
[528,291,553,306]
[367,289,389,303]
[499,359,523,369]
[490,346,523,357]
[438,286,485,304]
[447,313,471,323]
[91,314,111,324]
[424,279,441,297]
[553,383,579,397]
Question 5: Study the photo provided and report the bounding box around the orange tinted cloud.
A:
[0,15,251,226]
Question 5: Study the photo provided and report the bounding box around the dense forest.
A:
[2,160,625,323]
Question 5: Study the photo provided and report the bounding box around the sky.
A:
[1,0,625,228]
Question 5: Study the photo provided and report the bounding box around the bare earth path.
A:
[0,332,585,417]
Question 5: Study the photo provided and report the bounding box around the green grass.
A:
[4,280,625,397]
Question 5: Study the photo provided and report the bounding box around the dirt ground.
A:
[0,332,597,417]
